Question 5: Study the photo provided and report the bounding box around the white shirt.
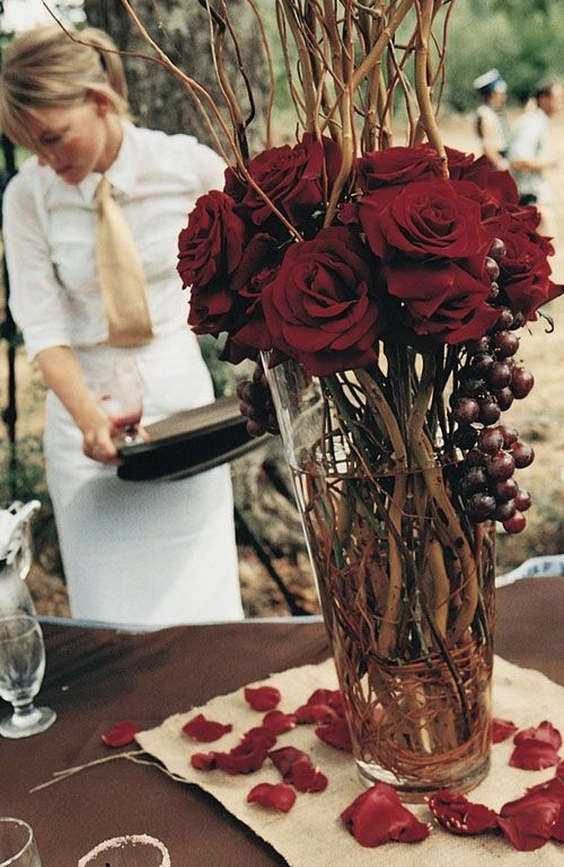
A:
[509,107,552,203]
[2,121,226,359]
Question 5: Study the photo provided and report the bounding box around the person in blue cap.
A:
[473,68,511,171]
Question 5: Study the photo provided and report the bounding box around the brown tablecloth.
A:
[1,577,563,867]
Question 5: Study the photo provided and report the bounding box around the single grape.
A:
[466,336,491,356]
[508,311,526,331]
[493,499,517,522]
[511,365,535,399]
[495,387,515,411]
[472,352,495,375]
[453,396,480,424]
[514,487,532,511]
[495,308,514,331]
[477,427,504,455]
[494,477,519,502]
[488,361,513,389]
[453,426,478,449]
[459,465,490,494]
[478,395,501,425]
[503,511,527,534]
[467,493,497,519]
[489,237,507,260]
[510,441,535,468]
[486,450,516,481]
[484,257,500,281]
[497,424,518,447]
[492,330,520,358]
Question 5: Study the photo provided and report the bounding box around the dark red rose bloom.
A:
[182,713,233,743]
[498,790,562,850]
[453,152,520,206]
[498,215,562,318]
[384,259,499,345]
[225,133,342,229]
[444,146,477,178]
[247,782,297,813]
[263,226,384,376]
[244,685,281,712]
[359,178,487,262]
[492,717,518,743]
[341,782,430,847]
[356,144,444,193]
[428,789,499,835]
[101,719,140,747]
[178,190,246,289]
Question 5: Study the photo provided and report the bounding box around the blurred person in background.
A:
[473,68,511,171]
[509,79,563,239]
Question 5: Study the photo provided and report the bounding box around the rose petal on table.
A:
[261,710,297,735]
[315,718,353,752]
[247,782,297,813]
[244,685,281,711]
[498,790,561,850]
[427,789,499,835]
[101,719,141,747]
[294,702,340,725]
[341,782,429,847]
[525,777,564,842]
[514,720,562,751]
[509,740,561,771]
[492,717,518,743]
[191,751,217,770]
[182,713,233,742]
[288,758,328,793]
[268,745,309,776]
[305,688,344,713]
[241,726,278,750]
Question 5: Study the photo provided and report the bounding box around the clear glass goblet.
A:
[0,817,42,867]
[95,356,146,446]
[0,614,56,739]
[77,834,171,867]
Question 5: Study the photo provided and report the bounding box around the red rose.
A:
[384,259,499,344]
[178,190,246,289]
[356,144,444,192]
[226,133,342,229]
[262,226,384,376]
[359,178,487,261]
[499,217,561,318]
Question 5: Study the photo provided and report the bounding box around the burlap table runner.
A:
[137,656,564,865]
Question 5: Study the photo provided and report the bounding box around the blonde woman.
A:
[0,25,243,625]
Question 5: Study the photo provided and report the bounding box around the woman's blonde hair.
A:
[0,25,131,150]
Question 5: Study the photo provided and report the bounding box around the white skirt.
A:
[43,330,243,626]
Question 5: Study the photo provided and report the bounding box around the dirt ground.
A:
[3,110,564,620]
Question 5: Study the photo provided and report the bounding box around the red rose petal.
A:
[306,688,344,712]
[244,685,281,712]
[509,740,561,771]
[262,710,297,735]
[182,713,233,743]
[191,751,217,770]
[341,783,429,847]
[315,718,353,752]
[247,782,296,813]
[514,720,562,752]
[215,738,270,775]
[499,790,561,851]
[525,777,564,842]
[101,720,141,747]
[492,717,518,743]
[268,745,308,776]
[289,758,328,793]
[428,789,499,835]
[294,703,340,725]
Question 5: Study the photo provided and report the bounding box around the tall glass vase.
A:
[262,352,496,802]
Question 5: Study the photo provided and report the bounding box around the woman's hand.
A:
[236,363,280,438]
[81,410,121,464]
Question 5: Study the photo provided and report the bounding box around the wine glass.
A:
[95,356,145,446]
[0,817,42,867]
[77,834,171,866]
[0,614,56,739]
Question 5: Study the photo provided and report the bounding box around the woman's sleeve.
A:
[2,170,71,359]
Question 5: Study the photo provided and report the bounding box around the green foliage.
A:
[445,0,564,111]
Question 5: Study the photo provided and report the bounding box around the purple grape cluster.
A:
[450,238,535,534]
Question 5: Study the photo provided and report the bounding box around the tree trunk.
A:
[83,0,267,156]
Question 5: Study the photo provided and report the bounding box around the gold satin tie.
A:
[95,175,153,347]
